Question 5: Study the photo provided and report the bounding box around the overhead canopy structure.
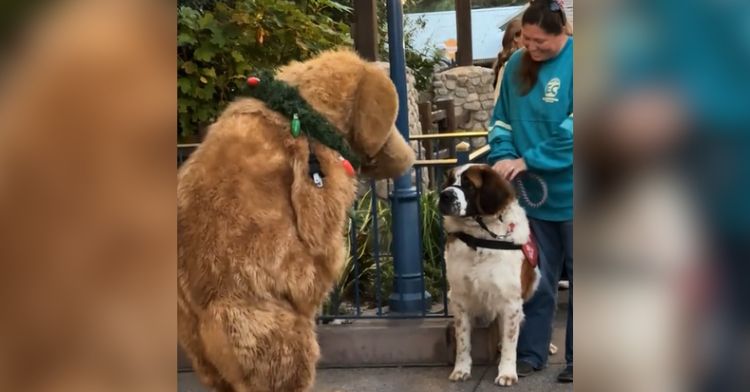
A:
[405,5,527,62]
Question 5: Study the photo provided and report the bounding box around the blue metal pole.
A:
[385,0,431,313]
[457,149,470,165]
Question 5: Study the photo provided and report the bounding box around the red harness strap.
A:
[522,231,539,268]
[504,222,539,268]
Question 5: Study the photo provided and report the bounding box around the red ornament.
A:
[246,76,260,87]
[341,159,355,177]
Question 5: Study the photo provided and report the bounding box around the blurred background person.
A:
[492,18,523,103]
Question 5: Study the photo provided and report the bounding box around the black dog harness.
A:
[451,232,524,251]
[449,216,523,251]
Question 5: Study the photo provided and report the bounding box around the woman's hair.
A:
[492,19,522,88]
[517,0,569,96]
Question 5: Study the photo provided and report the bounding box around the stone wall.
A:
[432,66,496,133]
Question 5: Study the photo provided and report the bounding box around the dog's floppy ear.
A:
[478,166,515,215]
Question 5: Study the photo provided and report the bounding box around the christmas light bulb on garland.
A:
[290,114,301,138]
[245,72,359,177]
[341,157,355,177]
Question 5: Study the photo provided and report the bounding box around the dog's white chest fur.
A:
[446,242,525,319]
[445,201,529,318]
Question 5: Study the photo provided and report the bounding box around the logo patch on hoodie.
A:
[543,78,561,103]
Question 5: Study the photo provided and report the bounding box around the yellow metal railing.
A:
[178,130,491,168]
[410,130,489,167]
[409,131,488,141]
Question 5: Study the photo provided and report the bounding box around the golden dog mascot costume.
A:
[178,50,415,391]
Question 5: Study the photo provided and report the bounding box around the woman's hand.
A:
[492,158,527,180]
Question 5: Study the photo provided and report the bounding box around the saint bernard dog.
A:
[439,163,541,386]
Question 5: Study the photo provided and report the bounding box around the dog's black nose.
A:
[439,190,457,215]
[439,190,456,204]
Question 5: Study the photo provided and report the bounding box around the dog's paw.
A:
[494,370,518,387]
[449,368,471,382]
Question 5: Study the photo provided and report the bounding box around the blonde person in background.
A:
[492,19,523,104]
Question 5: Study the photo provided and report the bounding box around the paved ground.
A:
[179,364,571,392]
[178,321,570,392]
[179,291,571,392]
[313,363,570,392]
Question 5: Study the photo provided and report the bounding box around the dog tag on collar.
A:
[312,172,324,188]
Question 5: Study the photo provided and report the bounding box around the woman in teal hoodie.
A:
[487,0,573,383]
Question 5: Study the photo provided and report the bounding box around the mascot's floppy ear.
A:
[350,65,415,179]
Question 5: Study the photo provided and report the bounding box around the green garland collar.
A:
[245,71,361,168]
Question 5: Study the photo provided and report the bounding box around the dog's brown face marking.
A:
[469,165,515,216]
[439,164,515,217]
[464,167,483,190]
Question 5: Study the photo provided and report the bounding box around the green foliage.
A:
[177,0,352,141]
[178,0,219,10]
[419,189,446,302]
[325,189,393,313]
[402,16,444,93]
[324,188,446,314]
[375,3,443,92]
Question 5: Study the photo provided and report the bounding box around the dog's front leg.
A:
[449,302,472,381]
[495,299,523,386]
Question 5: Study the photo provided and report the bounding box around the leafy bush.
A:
[401,16,444,93]
[375,3,443,92]
[177,0,353,141]
[178,0,446,140]
[324,188,446,315]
